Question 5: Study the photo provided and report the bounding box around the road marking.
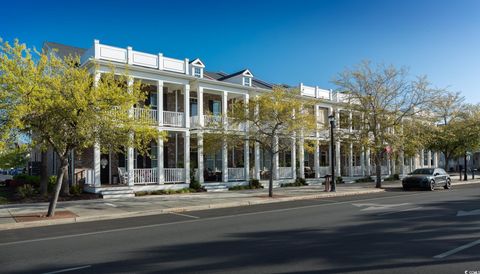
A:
[352,203,410,211]
[377,206,422,216]
[42,265,91,274]
[170,212,199,219]
[433,238,480,259]
[457,209,480,217]
[0,191,432,247]
[104,203,117,208]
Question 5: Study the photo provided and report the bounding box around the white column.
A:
[184,84,190,128]
[299,134,305,179]
[336,141,341,176]
[427,150,432,168]
[222,90,228,182]
[366,148,371,176]
[197,133,204,183]
[184,131,190,184]
[314,139,320,179]
[392,154,396,175]
[198,86,204,127]
[254,141,261,180]
[127,145,134,186]
[157,80,163,126]
[244,140,249,181]
[387,155,391,175]
[291,136,297,180]
[273,135,279,180]
[433,152,439,168]
[94,143,101,186]
[399,150,405,176]
[420,149,425,167]
[222,137,228,183]
[349,143,354,176]
[158,137,164,184]
[360,147,366,176]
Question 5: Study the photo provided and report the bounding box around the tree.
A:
[0,39,163,216]
[0,144,29,170]
[425,91,466,171]
[205,87,317,197]
[333,61,436,188]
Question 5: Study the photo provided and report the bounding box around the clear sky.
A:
[1,0,479,101]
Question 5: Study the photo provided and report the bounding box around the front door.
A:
[100,153,110,184]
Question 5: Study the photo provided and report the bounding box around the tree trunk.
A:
[61,167,69,196]
[375,151,382,188]
[47,155,68,217]
[39,151,48,196]
[443,152,449,171]
[464,152,468,181]
[268,150,274,198]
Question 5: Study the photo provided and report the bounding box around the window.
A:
[243,77,251,86]
[194,67,201,78]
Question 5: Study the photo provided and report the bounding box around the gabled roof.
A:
[42,41,86,60]
[217,69,253,81]
[189,58,205,67]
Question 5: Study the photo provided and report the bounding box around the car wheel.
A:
[429,180,435,191]
[444,179,451,190]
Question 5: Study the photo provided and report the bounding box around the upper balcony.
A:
[81,40,204,77]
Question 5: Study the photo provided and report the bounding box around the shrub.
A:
[17,184,36,199]
[355,176,374,183]
[295,178,307,186]
[393,173,400,180]
[48,176,57,192]
[336,176,344,184]
[70,184,83,196]
[189,178,203,191]
[12,174,40,187]
[249,179,263,189]
[229,185,250,191]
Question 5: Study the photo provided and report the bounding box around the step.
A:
[204,187,229,192]
[100,189,135,195]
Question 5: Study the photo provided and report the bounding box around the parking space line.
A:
[433,238,480,259]
[170,212,200,219]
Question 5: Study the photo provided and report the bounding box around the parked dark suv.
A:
[402,168,451,191]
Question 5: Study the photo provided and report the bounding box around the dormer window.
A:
[194,67,201,78]
[243,77,251,86]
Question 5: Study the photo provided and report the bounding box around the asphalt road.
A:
[2,184,480,274]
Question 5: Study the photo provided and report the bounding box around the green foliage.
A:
[70,184,83,196]
[48,176,57,193]
[281,178,308,187]
[336,176,344,184]
[384,174,400,181]
[355,176,374,183]
[249,179,263,189]
[0,145,29,169]
[135,188,192,196]
[17,184,36,198]
[189,178,203,191]
[13,174,40,187]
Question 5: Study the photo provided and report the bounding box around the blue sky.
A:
[1,0,479,101]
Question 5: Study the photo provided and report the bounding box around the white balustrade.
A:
[318,166,329,176]
[164,168,185,183]
[133,108,158,124]
[278,167,293,179]
[228,168,245,181]
[352,166,363,176]
[163,111,184,127]
[133,168,158,185]
[204,115,223,128]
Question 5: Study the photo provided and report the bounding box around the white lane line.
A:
[170,212,199,219]
[377,206,423,216]
[42,265,91,274]
[433,238,480,259]
[104,203,117,207]
[0,192,429,247]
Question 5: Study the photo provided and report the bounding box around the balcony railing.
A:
[163,111,184,127]
[133,168,158,185]
[278,167,293,179]
[204,115,223,128]
[133,108,158,124]
[228,168,245,181]
[164,168,184,183]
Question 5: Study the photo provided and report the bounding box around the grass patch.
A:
[135,188,194,196]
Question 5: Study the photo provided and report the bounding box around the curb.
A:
[0,188,385,231]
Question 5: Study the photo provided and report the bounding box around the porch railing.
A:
[352,166,363,176]
[318,166,329,176]
[133,168,158,185]
[228,168,245,181]
[163,111,184,127]
[204,115,223,128]
[278,167,293,179]
[164,168,184,183]
[133,108,158,124]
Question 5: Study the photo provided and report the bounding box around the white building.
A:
[31,40,439,195]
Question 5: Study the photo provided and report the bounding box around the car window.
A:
[412,168,434,175]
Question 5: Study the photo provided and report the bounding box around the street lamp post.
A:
[329,113,336,192]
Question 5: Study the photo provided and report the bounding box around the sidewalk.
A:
[1,178,478,231]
